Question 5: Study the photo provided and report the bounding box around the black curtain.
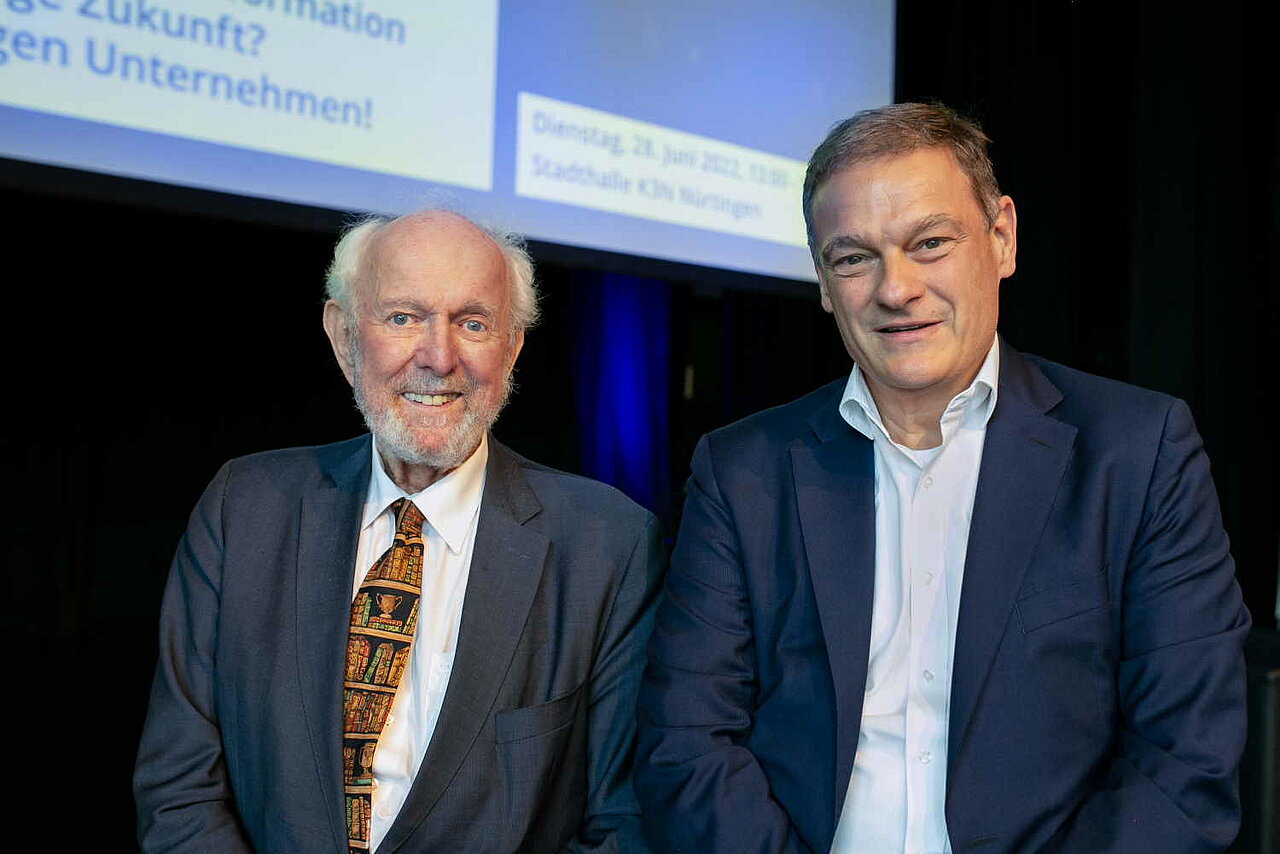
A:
[893,0,1278,625]
[3,1,1274,847]
[893,6,1278,845]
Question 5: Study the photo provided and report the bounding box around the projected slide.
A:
[1,0,894,281]
[0,0,498,190]
[516,93,807,248]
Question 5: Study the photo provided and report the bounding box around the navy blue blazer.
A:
[135,436,662,852]
[636,342,1249,853]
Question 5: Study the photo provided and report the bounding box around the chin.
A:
[381,428,481,471]
[358,398,483,471]
[896,374,947,390]
[349,367,512,472]
[883,356,954,387]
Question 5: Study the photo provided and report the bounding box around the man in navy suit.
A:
[635,103,1250,852]
[135,210,662,852]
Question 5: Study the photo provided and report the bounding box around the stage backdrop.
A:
[1,0,893,282]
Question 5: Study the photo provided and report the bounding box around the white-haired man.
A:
[135,210,662,853]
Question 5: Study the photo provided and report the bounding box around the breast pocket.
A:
[491,683,588,843]
[494,683,583,744]
[1015,565,1110,633]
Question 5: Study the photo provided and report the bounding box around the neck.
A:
[865,376,969,450]
[380,455,452,494]
[377,439,481,494]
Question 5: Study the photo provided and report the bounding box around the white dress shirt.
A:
[831,340,1000,854]
[351,435,488,852]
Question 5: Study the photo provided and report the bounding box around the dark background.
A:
[2,0,1276,848]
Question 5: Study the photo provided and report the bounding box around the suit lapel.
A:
[948,345,1076,763]
[379,440,549,852]
[296,435,371,851]
[791,398,876,834]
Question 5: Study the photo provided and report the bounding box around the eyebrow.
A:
[372,298,497,319]
[819,233,873,264]
[909,213,968,238]
[449,300,498,321]
[819,213,969,263]
[376,297,425,311]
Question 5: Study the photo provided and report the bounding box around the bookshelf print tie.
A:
[342,498,425,852]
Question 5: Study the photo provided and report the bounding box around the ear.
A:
[506,327,525,371]
[992,195,1018,279]
[811,247,836,314]
[817,276,835,314]
[322,300,357,387]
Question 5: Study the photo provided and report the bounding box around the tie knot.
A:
[388,497,425,536]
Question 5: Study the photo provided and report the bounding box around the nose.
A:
[875,252,926,310]
[410,319,459,376]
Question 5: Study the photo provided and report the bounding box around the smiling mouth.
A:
[878,321,939,334]
[402,392,460,406]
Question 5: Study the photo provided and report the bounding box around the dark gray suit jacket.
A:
[135,435,663,852]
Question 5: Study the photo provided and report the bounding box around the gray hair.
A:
[325,210,539,339]
[803,102,1002,244]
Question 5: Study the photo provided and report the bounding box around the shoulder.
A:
[214,434,369,494]
[1017,352,1185,434]
[494,443,656,534]
[1008,351,1203,478]
[497,447,662,577]
[1024,353,1176,411]
[664,377,852,501]
[703,377,847,456]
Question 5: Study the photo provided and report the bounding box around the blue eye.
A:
[389,313,411,326]
[918,237,946,251]
[463,319,487,333]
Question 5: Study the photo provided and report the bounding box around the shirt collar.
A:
[361,434,489,554]
[838,336,1001,446]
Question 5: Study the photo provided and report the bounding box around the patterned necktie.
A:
[342,497,426,852]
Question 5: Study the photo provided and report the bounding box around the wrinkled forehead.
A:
[810,149,978,228]
[357,213,510,306]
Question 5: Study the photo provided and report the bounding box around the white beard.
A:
[348,337,513,471]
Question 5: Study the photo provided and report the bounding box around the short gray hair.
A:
[324,210,539,338]
[803,102,1002,244]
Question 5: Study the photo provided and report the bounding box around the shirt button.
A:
[923,571,935,585]
[922,669,934,682]
[922,475,934,489]
[919,750,933,764]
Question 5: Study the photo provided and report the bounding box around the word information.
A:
[1,0,498,190]
[515,93,807,247]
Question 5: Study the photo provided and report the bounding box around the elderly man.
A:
[636,103,1250,852]
[135,210,662,852]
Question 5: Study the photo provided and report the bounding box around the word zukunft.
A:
[85,39,373,128]
[78,1,264,54]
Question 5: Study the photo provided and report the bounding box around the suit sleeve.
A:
[562,513,666,853]
[134,463,253,852]
[1053,399,1250,852]
[635,437,812,854]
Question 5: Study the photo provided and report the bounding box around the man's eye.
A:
[463,319,488,333]
[389,313,411,326]
[918,237,947,251]
[831,253,865,270]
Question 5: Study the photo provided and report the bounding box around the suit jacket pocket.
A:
[1016,565,1109,633]
[494,683,584,744]
[490,684,588,849]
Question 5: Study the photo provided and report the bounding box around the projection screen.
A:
[0,0,894,282]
